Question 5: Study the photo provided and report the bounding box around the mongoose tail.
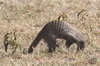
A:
[28,31,43,54]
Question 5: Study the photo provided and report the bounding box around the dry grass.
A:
[0,0,100,66]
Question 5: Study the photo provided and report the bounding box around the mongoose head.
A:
[77,40,85,51]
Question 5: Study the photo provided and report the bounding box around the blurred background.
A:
[0,0,100,66]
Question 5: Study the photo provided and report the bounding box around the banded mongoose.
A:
[28,20,85,53]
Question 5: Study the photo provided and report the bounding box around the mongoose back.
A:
[28,20,85,53]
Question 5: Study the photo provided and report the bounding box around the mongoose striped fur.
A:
[28,20,85,53]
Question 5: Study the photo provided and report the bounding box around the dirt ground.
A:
[0,0,100,66]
